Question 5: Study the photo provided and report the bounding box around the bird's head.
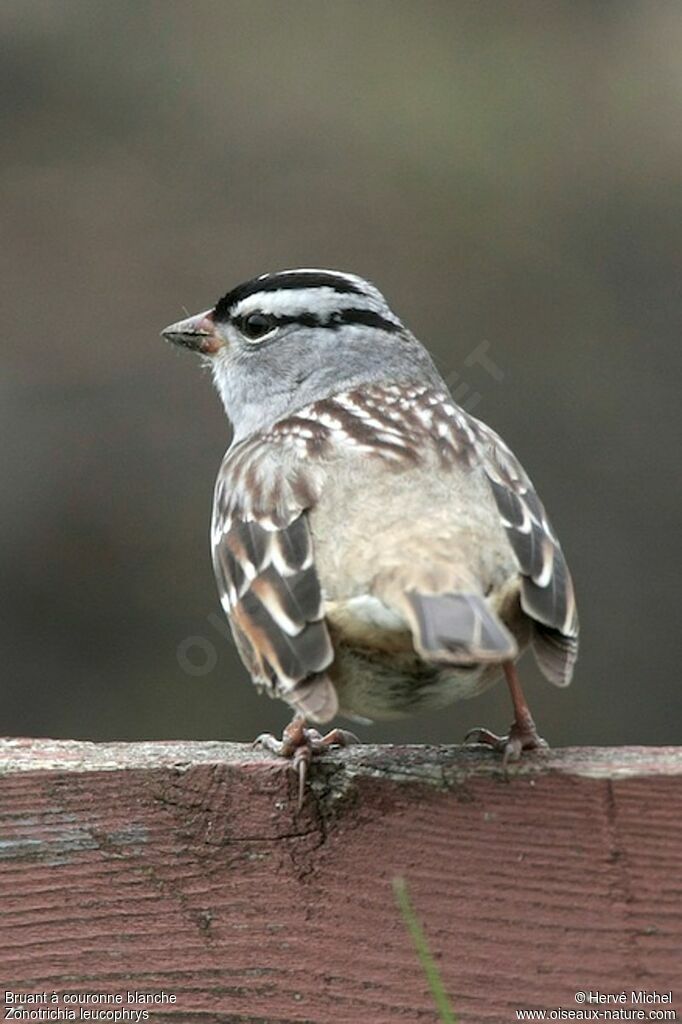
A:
[162,268,439,440]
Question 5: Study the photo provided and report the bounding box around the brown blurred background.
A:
[2,1,680,748]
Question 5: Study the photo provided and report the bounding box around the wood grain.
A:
[0,740,680,1023]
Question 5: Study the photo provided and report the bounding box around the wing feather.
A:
[466,414,579,685]
[211,442,337,722]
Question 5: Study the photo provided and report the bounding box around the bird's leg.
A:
[254,714,359,809]
[465,661,548,767]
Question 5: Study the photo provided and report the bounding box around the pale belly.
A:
[324,594,518,721]
[329,641,504,720]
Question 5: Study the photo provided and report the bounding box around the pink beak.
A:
[161,310,221,355]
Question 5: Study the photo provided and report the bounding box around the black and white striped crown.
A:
[213,268,404,334]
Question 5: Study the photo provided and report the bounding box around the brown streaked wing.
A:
[211,442,338,722]
[464,413,579,685]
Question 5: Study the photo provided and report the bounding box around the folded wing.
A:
[211,439,338,722]
[466,414,579,685]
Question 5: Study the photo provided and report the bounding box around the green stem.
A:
[392,876,458,1024]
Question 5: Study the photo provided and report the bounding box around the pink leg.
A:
[465,662,548,767]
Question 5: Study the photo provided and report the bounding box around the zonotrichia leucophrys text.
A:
[163,269,578,798]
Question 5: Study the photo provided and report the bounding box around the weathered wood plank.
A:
[0,740,680,1023]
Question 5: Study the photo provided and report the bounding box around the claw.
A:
[253,732,285,755]
[465,721,548,773]
[293,747,311,811]
[253,715,359,810]
[464,726,502,748]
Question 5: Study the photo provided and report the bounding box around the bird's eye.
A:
[237,313,276,341]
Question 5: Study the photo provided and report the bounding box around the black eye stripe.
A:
[232,309,401,335]
[333,309,402,333]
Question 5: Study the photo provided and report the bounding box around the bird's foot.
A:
[465,720,549,769]
[254,715,359,810]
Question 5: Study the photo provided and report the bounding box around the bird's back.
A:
[311,441,519,608]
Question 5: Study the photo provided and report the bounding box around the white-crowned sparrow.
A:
[163,269,578,797]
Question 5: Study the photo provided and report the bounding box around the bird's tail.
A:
[288,673,339,724]
[403,590,517,664]
[374,569,517,665]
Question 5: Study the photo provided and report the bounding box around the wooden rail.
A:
[1,739,680,1023]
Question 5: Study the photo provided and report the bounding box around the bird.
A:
[162,268,578,803]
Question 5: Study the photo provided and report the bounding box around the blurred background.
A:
[1,0,680,749]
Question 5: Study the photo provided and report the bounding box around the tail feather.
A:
[532,623,577,687]
[404,590,517,665]
[288,673,339,724]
